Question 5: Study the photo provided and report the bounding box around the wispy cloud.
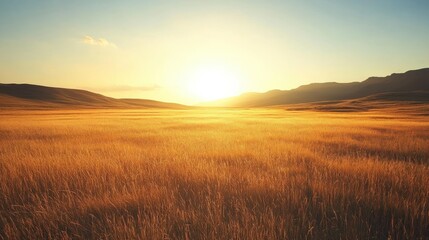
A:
[82,35,116,47]
[91,84,161,92]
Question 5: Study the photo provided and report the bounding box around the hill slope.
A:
[209,68,429,107]
[0,84,186,109]
[283,91,429,114]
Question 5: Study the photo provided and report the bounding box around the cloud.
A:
[92,84,161,92]
[82,35,116,47]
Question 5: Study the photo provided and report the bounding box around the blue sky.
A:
[1,0,428,103]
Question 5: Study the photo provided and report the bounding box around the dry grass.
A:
[0,109,428,239]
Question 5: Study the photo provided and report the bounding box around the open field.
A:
[1,109,428,239]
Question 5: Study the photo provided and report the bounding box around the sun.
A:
[187,65,241,101]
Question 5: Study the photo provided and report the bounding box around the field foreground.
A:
[1,109,428,239]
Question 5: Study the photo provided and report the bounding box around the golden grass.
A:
[0,109,428,239]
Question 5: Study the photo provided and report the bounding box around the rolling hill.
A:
[281,91,429,114]
[0,84,186,109]
[1,68,428,110]
[208,68,429,107]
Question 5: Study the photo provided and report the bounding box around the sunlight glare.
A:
[188,65,241,101]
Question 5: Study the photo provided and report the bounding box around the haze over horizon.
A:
[1,0,429,104]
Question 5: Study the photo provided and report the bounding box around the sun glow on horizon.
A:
[187,64,242,101]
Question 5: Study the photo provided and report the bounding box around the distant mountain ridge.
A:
[1,68,428,109]
[209,68,429,107]
[0,83,186,109]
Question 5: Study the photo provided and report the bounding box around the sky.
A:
[0,0,428,104]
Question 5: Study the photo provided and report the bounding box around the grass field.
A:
[1,109,428,239]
